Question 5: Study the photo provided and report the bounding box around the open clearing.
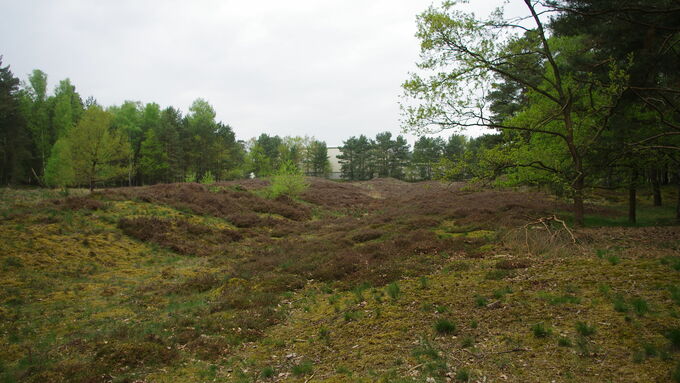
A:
[1,179,679,382]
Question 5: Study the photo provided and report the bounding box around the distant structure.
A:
[327,147,343,180]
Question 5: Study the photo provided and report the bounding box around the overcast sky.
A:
[1,0,527,146]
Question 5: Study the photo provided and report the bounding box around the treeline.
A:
[337,132,499,181]
[0,63,331,189]
[402,0,680,224]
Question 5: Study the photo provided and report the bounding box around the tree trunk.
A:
[629,168,637,225]
[652,167,662,206]
[676,170,680,223]
[573,175,585,227]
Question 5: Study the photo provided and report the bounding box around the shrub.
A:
[185,172,197,183]
[673,361,680,383]
[613,295,629,313]
[292,361,314,375]
[269,160,309,199]
[670,286,680,305]
[575,321,596,337]
[435,319,456,334]
[319,327,330,340]
[643,343,658,357]
[493,286,513,299]
[631,298,649,316]
[200,171,215,185]
[666,327,680,350]
[531,322,552,338]
[386,282,401,300]
[475,296,488,307]
[261,366,275,378]
[456,368,470,382]
[558,337,572,347]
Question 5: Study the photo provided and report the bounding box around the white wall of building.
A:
[327,147,343,179]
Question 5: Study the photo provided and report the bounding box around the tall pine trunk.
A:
[652,167,662,206]
[629,168,637,224]
[676,170,680,223]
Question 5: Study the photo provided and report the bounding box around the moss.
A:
[2,186,680,382]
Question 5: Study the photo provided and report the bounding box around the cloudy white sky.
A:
[1,0,527,146]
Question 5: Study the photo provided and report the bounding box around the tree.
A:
[338,135,373,181]
[23,69,51,175]
[304,139,330,177]
[139,129,169,184]
[212,122,243,180]
[110,100,143,185]
[550,0,680,222]
[52,79,84,136]
[269,160,309,198]
[0,57,30,184]
[68,106,131,191]
[157,107,184,182]
[186,98,218,179]
[413,136,445,180]
[247,143,273,177]
[44,138,74,190]
[444,134,468,158]
[401,1,628,225]
[256,133,283,169]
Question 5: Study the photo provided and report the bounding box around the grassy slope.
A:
[0,182,679,382]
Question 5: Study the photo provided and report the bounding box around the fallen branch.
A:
[518,215,577,255]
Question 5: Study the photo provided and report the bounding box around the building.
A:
[327,146,343,180]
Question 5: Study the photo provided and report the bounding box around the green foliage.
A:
[44,138,74,189]
[412,136,445,180]
[631,298,649,316]
[673,362,680,383]
[291,361,313,375]
[0,58,32,185]
[575,321,596,337]
[200,171,215,185]
[455,368,471,382]
[139,129,169,183]
[401,1,631,226]
[665,328,680,350]
[493,286,513,299]
[606,255,621,265]
[68,106,131,190]
[386,282,401,300]
[303,139,330,177]
[261,366,275,378]
[268,160,309,199]
[338,134,374,180]
[531,322,552,338]
[184,172,197,183]
[434,319,456,334]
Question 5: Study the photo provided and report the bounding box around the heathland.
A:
[1,178,680,382]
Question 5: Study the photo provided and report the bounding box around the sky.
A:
[0,0,528,146]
